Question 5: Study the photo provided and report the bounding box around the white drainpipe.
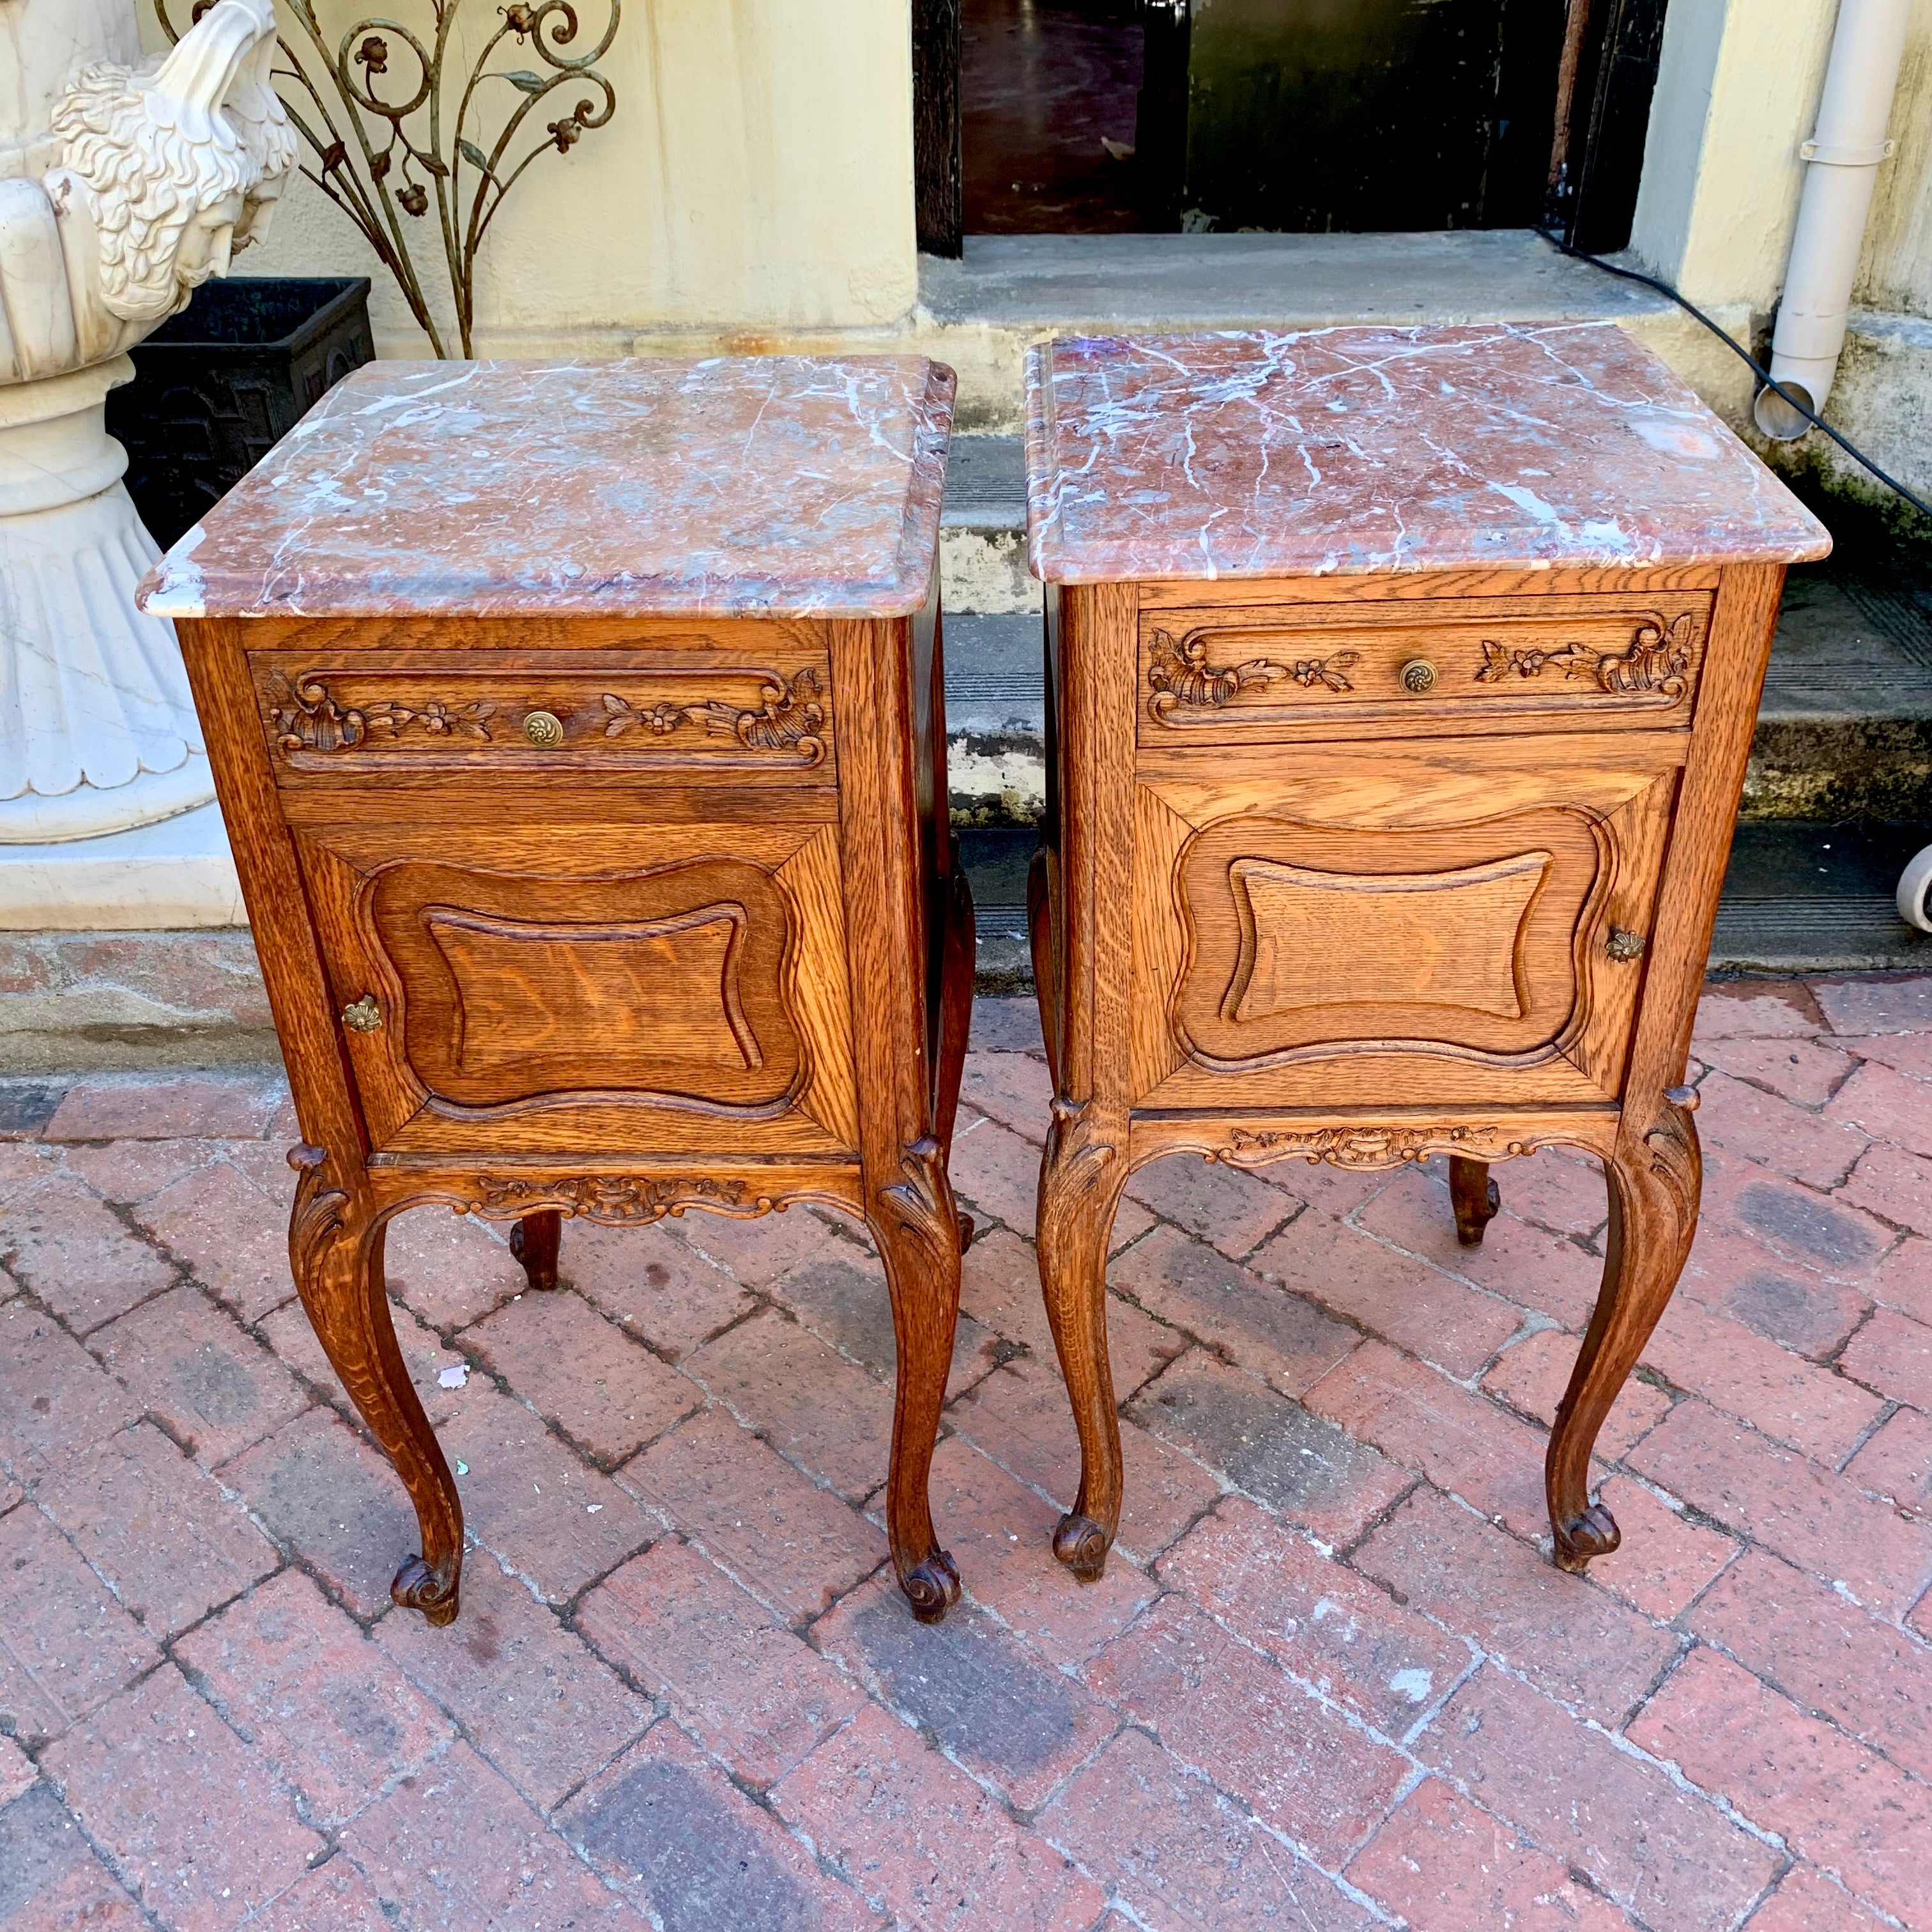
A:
[1754,0,1911,438]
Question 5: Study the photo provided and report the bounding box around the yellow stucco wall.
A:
[140,0,919,356]
[1859,0,1932,316]
[1634,0,1932,320]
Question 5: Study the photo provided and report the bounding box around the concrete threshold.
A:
[914,230,1690,431]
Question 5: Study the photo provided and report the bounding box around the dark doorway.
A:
[920,0,1664,249]
[962,1,1144,234]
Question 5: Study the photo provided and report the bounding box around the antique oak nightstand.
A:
[141,356,975,1627]
[1022,325,1829,1584]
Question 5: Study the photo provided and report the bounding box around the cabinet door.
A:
[1129,735,1680,1110]
[297,818,859,1158]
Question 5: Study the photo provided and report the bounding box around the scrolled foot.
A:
[1552,1503,1621,1574]
[956,1210,976,1254]
[901,1550,962,1624]
[392,1552,461,1626]
[1054,1512,1110,1583]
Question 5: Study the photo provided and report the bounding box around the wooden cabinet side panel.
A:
[1061,583,1144,1114]
[1621,562,1788,1121]
[174,617,368,1162]
[295,832,425,1146]
[1565,770,1680,1097]
[831,617,933,1165]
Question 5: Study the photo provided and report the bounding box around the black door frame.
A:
[913,0,962,256]
[915,0,1667,256]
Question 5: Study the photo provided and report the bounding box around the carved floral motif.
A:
[270,675,493,751]
[470,1173,776,1225]
[1147,629,1359,721]
[602,668,827,765]
[1475,611,1696,699]
[1213,1122,1524,1170]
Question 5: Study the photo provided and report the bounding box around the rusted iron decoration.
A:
[156,1,620,357]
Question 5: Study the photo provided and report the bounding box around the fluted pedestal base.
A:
[1,365,213,844]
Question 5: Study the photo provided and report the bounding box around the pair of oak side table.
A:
[143,328,1827,1632]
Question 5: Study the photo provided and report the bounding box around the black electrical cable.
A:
[1537,224,1932,526]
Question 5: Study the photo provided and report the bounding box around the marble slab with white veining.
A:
[1024,324,1830,584]
[138,356,956,621]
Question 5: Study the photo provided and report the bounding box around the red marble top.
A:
[1024,325,1830,583]
[139,356,956,621]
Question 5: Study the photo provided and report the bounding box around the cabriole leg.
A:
[509,1209,562,1290]
[289,1149,463,1625]
[1449,1156,1501,1248]
[1036,1103,1130,1582]
[868,1138,965,1623]
[1547,1094,1701,1572]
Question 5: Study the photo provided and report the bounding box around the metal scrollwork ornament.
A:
[155,0,622,358]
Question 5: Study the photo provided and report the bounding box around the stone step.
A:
[1712,822,1932,974]
[939,437,1932,826]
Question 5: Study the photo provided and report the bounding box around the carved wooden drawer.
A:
[1137,592,1712,746]
[1128,736,1680,1110]
[295,816,861,1160]
[252,641,834,785]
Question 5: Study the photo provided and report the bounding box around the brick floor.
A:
[1,978,1931,1931]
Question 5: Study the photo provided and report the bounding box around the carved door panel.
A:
[1129,737,1680,1110]
[296,819,860,1158]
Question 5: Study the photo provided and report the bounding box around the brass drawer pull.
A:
[1399,659,1438,693]
[341,995,383,1032]
[1606,926,1645,962]
[522,709,565,747]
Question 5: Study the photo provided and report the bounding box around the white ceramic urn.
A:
[0,0,292,842]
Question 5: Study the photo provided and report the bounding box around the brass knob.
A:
[1399,659,1438,693]
[341,995,383,1032]
[523,710,564,748]
[1606,926,1645,962]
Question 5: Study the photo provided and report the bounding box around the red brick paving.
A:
[1344,1775,1639,1931]
[373,1554,644,1812]
[0,1733,34,1807]
[946,1352,1219,1566]
[1630,1644,1932,1926]
[88,1283,307,1468]
[1,978,1931,1930]
[0,1505,160,1745]
[35,1422,277,1637]
[44,1665,325,1932]
[175,1568,452,1828]
[576,1538,858,1790]
[771,1703,1106,1932]
[464,1284,703,1465]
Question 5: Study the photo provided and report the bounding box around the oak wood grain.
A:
[188,580,966,1627]
[1034,558,1788,1588]
[1138,592,1710,743]
[1136,564,1724,610]
[253,643,836,783]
